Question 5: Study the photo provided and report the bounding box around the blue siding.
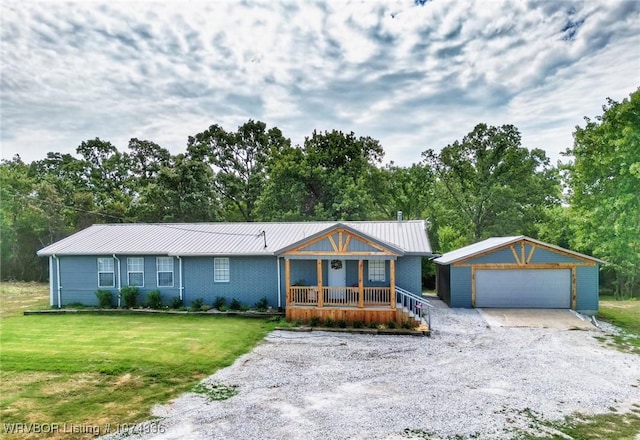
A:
[289,259,318,286]
[56,256,115,306]
[184,256,279,308]
[529,247,584,264]
[396,256,422,294]
[303,238,334,252]
[347,238,379,253]
[450,266,472,307]
[576,265,599,314]
[465,247,516,264]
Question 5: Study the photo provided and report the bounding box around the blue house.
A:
[37,220,433,324]
[433,236,604,315]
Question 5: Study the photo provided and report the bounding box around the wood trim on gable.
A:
[282,228,401,257]
[452,238,597,267]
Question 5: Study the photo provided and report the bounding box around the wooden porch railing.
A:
[289,286,391,307]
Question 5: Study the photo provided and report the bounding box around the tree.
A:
[0,156,69,280]
[76,138,132,220]
[257,130,385,221]
[187,120,289,221]
[423,123,560,240]
[565,88,640,298]
[133,153,221,222]
[369,163,435,220]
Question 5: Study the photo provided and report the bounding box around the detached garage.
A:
[434,236,604,315]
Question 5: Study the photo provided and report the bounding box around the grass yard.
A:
[598,297,640,354]
[0,282,279,440]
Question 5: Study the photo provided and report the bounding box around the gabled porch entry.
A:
[277,224,403,324]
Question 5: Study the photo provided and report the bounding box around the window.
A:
[368,260,385,282]
[98,257,115,288]
[157,257,174,287]
[214,258,230,282]
[127,257,144,287]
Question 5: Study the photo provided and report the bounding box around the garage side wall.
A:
[576,265,599,314]
[450,266,472,308]
[436,264,451,306]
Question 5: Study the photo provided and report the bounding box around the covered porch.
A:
[285,259,396,309]
[278,224,403,324]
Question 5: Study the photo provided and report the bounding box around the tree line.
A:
[1,89,638,297]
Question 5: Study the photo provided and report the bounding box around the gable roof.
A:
[433,235,605,265]
[274,222,406,256]
[37,221,432,257]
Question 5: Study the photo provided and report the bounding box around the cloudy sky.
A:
[1,0,639,166]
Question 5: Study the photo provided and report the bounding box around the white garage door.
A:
[475,269,571,308]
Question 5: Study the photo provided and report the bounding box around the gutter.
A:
[53,254,61,308]
[113,255,121,308]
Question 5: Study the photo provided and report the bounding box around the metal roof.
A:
[37,220,432,257]
[433,235,605,265]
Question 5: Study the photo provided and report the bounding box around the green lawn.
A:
[598,297,640,354]
[0,282,278,440]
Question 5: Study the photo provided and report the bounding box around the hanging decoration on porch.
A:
[330,259,343,270]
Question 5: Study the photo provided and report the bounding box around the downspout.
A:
[277,257,282,310]
[49,256,54,306]
[53,254,61,308]
[113,255,121,308]
[177,256,184,301]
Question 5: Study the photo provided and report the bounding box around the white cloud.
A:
[1,0,638,166]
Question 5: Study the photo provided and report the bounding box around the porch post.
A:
[358,259,364,308]
[316,259,323,308]
[390,259,396,309]
[285,258,291,307]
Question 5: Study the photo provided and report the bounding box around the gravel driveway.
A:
[105,300,640,440]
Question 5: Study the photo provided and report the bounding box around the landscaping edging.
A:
[24,309,285,318]
[275,326,430,336]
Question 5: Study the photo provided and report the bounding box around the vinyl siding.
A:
[529,247,585,264]
[576,265,599,313]
[396,256,422,294]
[183,256,278,308]
[463,247,516,264]
[450,266,472,308]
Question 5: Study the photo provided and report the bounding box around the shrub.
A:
[229,298,242,310]
[353,320,365,329]
[146,290,162,309]
[325,318,336,328]
[337,319,347,328]
[121,286,139,308]
[401,321,413,329]
[309,317,321,327]
[170,297,183,309]
[387,321,398,329]
[213,296,227,310]
[95,290,113,308]
[239,305,250,312]
[200,305,211,312]
[217,305,228,312]
[191,298,205,310]
[368,321,378,329]
[254,297,269,312]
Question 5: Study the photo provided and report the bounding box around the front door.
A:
[328,259,346,299]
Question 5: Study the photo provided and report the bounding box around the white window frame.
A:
[214,258,230,283]
[98,257,115,288]
[156,257,174,287]
[368,260,386,282]
[127,257,145,287]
